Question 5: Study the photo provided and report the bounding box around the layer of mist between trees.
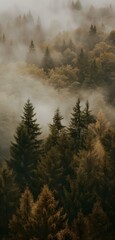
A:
[0,65,115,161]
[0,1,114,159]
[0,1,114,152]
[0,1,115,239]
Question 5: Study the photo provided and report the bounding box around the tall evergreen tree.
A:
[42,47,54,74]
[83,101,95,128]
[50,108,64,133]
[86,60,99,87]
[88,201,110,240]
[0,162,19,239]
[31,185,67,240]
[27,40,38,66]
[9,100,42,195]
[38,146,65,201]
[68,99,84,153]
[77,49,89,87]
[9,187,34,240]
[46,108,64,150]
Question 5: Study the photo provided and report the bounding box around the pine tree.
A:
[42,47,54,74]
[77,49,89,87]
[88,201,110,240]
[0,162,19,239]
[46,108,64,150]
[50,108,64,133]
[9,100,42,195]
[86,60,99,87]
[27,40,38,66]
[68,39,76,52]
[83,101,95,129]
[9,187,34,240]
[68,99,84,153]
[38,146,65,199]
[31,185,67,240]
[90,24,97,34]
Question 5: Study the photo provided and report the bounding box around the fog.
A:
[0,0,114,32]
[0,63,115,161]
[0,0,114,160]
[0,0,114,11]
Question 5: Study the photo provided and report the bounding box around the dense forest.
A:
[0,0,115,239]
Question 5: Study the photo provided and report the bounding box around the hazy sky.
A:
[0,0,114,33]
[0,0,114,12]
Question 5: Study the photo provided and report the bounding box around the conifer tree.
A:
[46,108,64,150]
[77,49,89,86]
[9,100,42,195]
[88,201,110,240]
[69,99,84,153]
[83,100,95,129]
[90,24,97,34]
[82,101,96,148]
[42,47,54,73]
[9,187,34,240]
[27,40,38,66]
[0,162,19,239]
[86,60,99,87]
[50,108,64,133]
[38,146,65,199]
[31,185,67,240]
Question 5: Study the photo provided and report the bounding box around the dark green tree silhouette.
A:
[46,108,65,150]
[9,100,42,195]
[42,47,54,73]
[77,49,89,87]
[68,99,84,153]
[27,40,38,66]
[83,100,95,128]
[0,162,19,239]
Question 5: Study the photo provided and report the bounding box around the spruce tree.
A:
[46,108,64,150]
[83,101,95,128]
[68,99,84,153]
[9,100,42,195]
[50,108,64,133]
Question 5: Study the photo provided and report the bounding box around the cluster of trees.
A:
[0,99,115,239]
[71,0,82,11]
[24,22,115,105]
[0,5,114,104]
[0,4,115,238]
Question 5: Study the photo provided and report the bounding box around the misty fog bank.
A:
[0,63,115,161]
[0,0,114,161]
[0,0,114,34]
